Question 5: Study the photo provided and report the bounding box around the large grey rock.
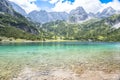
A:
[69,7,88,22]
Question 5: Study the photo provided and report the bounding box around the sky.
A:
[8,0,120,14]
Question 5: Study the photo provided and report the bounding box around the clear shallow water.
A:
[0,42,120,79]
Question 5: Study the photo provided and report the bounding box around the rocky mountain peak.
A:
[70,6,87,15]
[69,6,88,22]
[97,7,116,18]
[102,7,115,14]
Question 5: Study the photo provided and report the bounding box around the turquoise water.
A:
[0,42,120,79]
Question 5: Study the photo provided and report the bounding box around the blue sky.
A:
[35,0,113,9]
[9,0,120,13]
[34,0,54,11]
[35,0,54,8]
[100,0,113,3]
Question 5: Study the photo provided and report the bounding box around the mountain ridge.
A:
[10,2,27,16]
[0,0,120,41]
[9,1,120,23]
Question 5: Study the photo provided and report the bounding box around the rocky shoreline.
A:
[13,67,120,80]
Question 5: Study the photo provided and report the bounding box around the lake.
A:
[0,42,120,80]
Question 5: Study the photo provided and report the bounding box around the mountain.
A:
[96,7,116,18]
[10,5,89,23]
[0,0,38,34]
[28,10,69,23]
[0,0,15,15]
[88,12,96,18]
[28,6,120,23]
[0,0,120,41]
[69,7,88,22]
[8,2,119,24]
[6,2,69,23]
[41,14,120,41]
[49,12,69,21]
[28,10,50,23]
[10,2,27,16]
[104,14,120,29]
[0,0,40,40]
[69,7,88,23]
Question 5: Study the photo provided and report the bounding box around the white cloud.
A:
[8,0,40,13]
[49,0,59,4]
[51,0,120,13]
[8,0,120,13]
[100,0,120,12]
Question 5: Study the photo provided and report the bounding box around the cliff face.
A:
[0,0,39,35]
[10,2,27,16]
[69,7,88,22]
[0,0,14,15]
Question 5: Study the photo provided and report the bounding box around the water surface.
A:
[0,42,120,79]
